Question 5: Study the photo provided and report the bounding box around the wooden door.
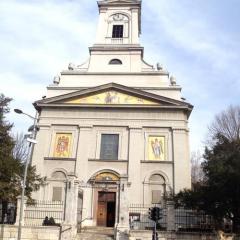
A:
[97,202,107,226]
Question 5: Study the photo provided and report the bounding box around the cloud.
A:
[0,0,97,133]
[142,0,240,152]
[1,0,239,154]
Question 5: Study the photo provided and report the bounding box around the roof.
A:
[34,82,193,117]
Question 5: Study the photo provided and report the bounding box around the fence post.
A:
[15,196,27,226]
[166,201,175,231]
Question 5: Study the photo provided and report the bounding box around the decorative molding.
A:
[47,86,181,91]
[172,128,189,132]
[88,158,128,163]
[44,157,76,161]
[79,125,93,130]
[129,127,142,131]
[141,160,173,164]
[112,13,126,21]
[60,71,168,76]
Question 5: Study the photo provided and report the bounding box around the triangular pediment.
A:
[63,90,158,105]
[35,83,192,111]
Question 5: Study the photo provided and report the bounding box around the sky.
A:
[0,0,239,153]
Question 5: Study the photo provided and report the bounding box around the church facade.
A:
[31,0,193,229]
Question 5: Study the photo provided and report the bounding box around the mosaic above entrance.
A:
[95,172,119,182]
[65,90,159,105]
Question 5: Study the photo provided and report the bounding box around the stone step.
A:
[75,232,114,240]
[80,226,114,235]
[76,227,114,240]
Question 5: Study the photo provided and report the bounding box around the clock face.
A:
[113,13,124,21]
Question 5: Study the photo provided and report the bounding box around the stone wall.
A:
[129,230,216,240]
[0,225,60,240]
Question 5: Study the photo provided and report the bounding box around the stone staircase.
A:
[75,227,114,240]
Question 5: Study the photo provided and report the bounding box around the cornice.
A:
[89,45,144,54]
[37,104,192,111]
[60,71,169,76]
[44,157,76,161]
[171,127,189,132]
[47,86,181,91]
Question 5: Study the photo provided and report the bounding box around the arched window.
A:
[51,171,66,202]
[149,174,165,204]
[149,174,165,183]
[108,13,129,40]
[51,171,66,180]
[109,59,122,65]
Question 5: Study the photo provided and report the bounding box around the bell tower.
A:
[95,0,141,45]
[88,0,145,72]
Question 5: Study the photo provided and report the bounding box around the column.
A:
[61,174,79,240]
[116,175,130,240]
[64,174,79,226]
[81,187,94,227]
[15,196,27,226]
[166,201,175,231]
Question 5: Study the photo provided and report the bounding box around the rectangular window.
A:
[112,25,123,38]
[100,134,119,160]
[152,190,161,204]
[52,187,62,201]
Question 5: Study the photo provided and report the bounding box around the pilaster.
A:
[75,126,92,181]
[128,127,143,203]
[172,128,191,193]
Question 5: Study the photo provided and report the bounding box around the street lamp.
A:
[14,109,38,240]
[14,109,36,120]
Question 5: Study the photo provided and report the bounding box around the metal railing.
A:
[111,38,123,44]
[24,200,64,226]
[175,208,214,232]
[129,203,167,231]
[129,204,219,233]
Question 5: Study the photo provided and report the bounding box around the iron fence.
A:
[24,200,64,226]
[175,208,214,232]
[129,203,167,230]
[129,204,218,233]
[0,201,16,224]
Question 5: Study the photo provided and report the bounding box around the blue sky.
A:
[1,0,239,153]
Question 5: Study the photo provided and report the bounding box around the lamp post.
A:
[14,109,38,240]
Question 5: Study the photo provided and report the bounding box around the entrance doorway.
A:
[97,192,116,227]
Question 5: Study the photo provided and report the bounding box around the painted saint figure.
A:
[105,92,112,104]
[104,91,120,104]
[151,138,163,158]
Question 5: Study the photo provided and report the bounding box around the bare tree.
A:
[12,132,29,162]
[209,105,240,141]
[191,151,204,185]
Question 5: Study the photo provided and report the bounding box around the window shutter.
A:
[52,187,62,201]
